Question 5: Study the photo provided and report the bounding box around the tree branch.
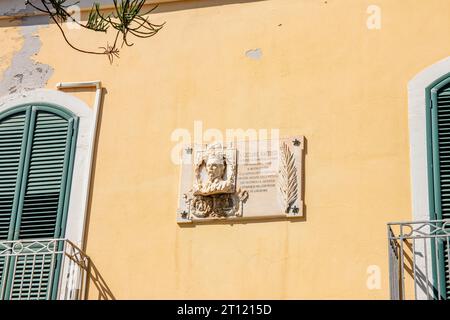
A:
[25,0,164,63]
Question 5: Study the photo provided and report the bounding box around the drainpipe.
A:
[55,81,102,251]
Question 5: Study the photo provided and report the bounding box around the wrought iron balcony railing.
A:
[388,219,450,300]
[0,238,89,300]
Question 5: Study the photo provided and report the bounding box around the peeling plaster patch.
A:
[0,1,44,17]
[245,48,262,60]
[0,2,28,15]
[0,16,54,97]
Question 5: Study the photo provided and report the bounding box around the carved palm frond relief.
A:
[279,142,298,213]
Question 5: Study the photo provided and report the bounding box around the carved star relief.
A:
[292,139,301,146]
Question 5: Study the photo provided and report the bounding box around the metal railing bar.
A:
[28,254,37,300]
[424,237,430,300]
[412,238,418,299]
[434,236,441,300]
[17,256,27,297]
[46,252,56,300]
[59,240,68,300]
[387,219,450,226]
[388,225,393,299]
[390,234,450,241]
[37,253,45,300]
[8,258,17,298]
[388,219,450,300]
[0,256,9,299]
[0,252,69,257]
[0,238,96,300]
[400,224,405,300]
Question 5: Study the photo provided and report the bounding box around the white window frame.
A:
[0,88,100,299]
[408,56,450,299]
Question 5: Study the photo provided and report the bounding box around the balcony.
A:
[0,238,113,300]
[388,219,450,300]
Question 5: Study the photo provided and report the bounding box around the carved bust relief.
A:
[193,143,236,196]
[182,143,248,219]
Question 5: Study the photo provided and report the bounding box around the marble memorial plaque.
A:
[177,136,304,223]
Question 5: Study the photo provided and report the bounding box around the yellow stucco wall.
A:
[0,19,23,83]
[2,0,450,299]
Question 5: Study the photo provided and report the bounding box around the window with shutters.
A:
[428,77,450,299]
[0,104,78,300]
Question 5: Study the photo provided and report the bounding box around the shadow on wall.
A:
[66,238,115,300]
[0,0,268,28]
[154,0,268,13]
[396,238,441,300]
[0,14,49,28]
[86,259,116,300]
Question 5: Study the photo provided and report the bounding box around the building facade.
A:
[0,0,449,300]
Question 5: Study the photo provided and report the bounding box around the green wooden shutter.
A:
[434,85,450,221]
[0,107,30,295]
[429,81,450,299]
[435,85,450,297]
[14,107,76,240]
[0,104,78,300]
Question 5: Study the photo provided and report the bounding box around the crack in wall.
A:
[0,15,54,97]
